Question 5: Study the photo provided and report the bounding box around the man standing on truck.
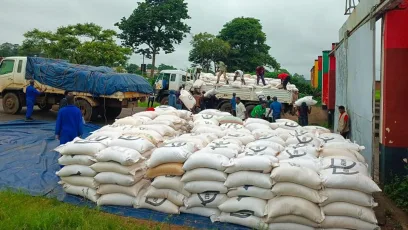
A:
[193,65,202,81]
[55,94,83,145]
[267,96,283,122]
[230,93,237,116]
[233,70,246,85]
[256,66,266,86]
[278,73,291,90]
[251,101,267,119]
[337,105,350,138]
[216,61,229,84]
[25,79,46,121]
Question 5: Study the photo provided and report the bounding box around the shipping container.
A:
[322,51,330,106]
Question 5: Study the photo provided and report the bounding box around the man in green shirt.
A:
[216,61,229,84]
[251,101,267,119]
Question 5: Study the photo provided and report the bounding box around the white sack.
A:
[319,188,378,207]
[227,186,274,200]
[56,165,96,177]
[320,158,369,176]
[225,171,273,189]
[181,168,227,182]
[324,141,365,152]
[184,181,228,194]
[219,197,267,218]
[94,171,144,186]
[268,223,315,230]
[246,140,285,152]
[137,197,180,214]
[109,135,156,153]
[58,155,95,166]
[271,182,326,203]
[59,176,98,189]
[132,111,158,119]
[252,129,279,139]
[179,89,196,110]
[90,162,144,175]
[96,146,143,166]
[320,168,381,193]
[245,118,271,126]
[266,196,325,223]
[144,186,186,206]
[215,212,268,230]
[270,162,322,190]
[257,135,286,146]
[97,193,135,206]
[63,184,99,202]
[240,146,279,157]
[320,216,379,230]
[295,96,317,106]
[322,202,377,224]
[267,215,319,227]
[146,142,195,168]
[97,180,150,197]
[180,207,221,218]
[185,193,228,208]
[286,136,322,147]
[245,123,270,132]
[224,156,278,173]
[55,137,109,156]
[222,132,255,145]
[183,153,229,171]
[151,176,190,197]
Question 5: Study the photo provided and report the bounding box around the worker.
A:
[236,97,248,120]
[25,79,46,122]
[265,96,273,122]
[200,91,206,110]
[267,96,283,122]
[231,93,237,116]
[59,91,71,109]
[193,65,203,81]
[175,86,183,110]
[55,94,83,145]
[233,70,246,85]
[147,92,155,108]
[278,73,291,90]
[168,90,177,109]
[216,61,229,84]
[251,101,267,119]
[298,102,312,126]
[256,66,266,86]
[337,105,350,139]
[206,94,217,109]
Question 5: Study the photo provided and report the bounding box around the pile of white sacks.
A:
[192,72,299,91]
[55,107,381,230]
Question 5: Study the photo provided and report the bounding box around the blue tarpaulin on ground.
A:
[0,120,248,230]
[26,57,153,96]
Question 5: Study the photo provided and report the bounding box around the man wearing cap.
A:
[25,79,46,121]
[267,96,283,122]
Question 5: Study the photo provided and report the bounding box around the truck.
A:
[154,69,297,114]
[0,57,152,121]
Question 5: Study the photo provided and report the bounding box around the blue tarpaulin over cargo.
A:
[0,120,248,230]
[26,57,153,96]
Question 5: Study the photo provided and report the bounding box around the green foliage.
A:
[0,43,20,57]
[116,0,191,77]
[384,170,408,212]
[126,63,140,74]
[189,32,230,72]
[0,190,165,230]
[19,23,132,67]
[158,64,177,71]
[217,17,280,72]
[147,64,157,70]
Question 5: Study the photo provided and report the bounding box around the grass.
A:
[138,101,160,108]
[375,90,381,102]
[0,191,169,230]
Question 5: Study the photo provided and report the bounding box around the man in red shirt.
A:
[337,106,350,138]
[256,66,266,86]
[278,73,291,90]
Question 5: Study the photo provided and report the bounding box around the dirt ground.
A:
[0,100,407,230]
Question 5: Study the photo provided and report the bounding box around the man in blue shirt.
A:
[230,93,237,117]
[25,80,46,121]
[267,96,283,122]
[168,90,177,109]
[55,94,84,145]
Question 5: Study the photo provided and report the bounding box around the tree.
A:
[125,64,140,74]
[0,43,20,57]
[158,63,177,71]
[115,0,191,77]
[147,64,157,70]
[19,23,132,67]
[218,17,280,72]
[189,33,230,72]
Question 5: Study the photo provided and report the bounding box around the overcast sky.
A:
[1,0,381,79]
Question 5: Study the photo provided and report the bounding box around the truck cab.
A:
[154,70,189,104]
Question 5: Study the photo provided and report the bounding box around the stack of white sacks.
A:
[56,136,110,202]
[192,72,299,91]
[55,107,381,230]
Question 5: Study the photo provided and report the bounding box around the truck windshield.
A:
[0,60,15,75]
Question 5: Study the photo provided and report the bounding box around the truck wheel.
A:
[38,103,53,111]
[160,96,169,105]
[76,99,99,122]
[103,107,122,120]
[3,92,22,114]
[219,103,232,113]
[245,105,256,116]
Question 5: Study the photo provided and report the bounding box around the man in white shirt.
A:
[233,70,246,85]
[236,97,248,120]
